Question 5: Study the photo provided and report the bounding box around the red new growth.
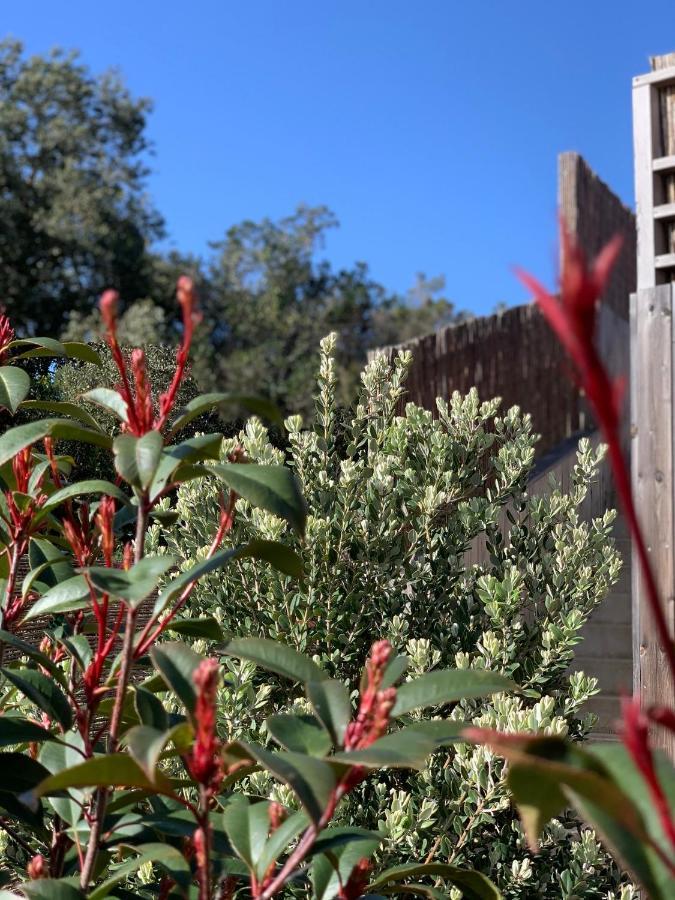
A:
[0,313,15,364]
[186,658,224,796]
[345,640,396,751]
[99,276,200,436]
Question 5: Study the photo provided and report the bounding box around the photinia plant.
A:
[0,285,510,898]
[466,224,675,899]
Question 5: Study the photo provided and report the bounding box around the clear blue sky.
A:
[4,1,674,315]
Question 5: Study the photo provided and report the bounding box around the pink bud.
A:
[99,289,119,331]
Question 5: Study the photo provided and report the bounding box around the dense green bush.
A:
[163,334,632,897]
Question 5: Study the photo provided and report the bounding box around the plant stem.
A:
[80,497,148,890]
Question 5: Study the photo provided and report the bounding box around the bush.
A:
[164,333,631,897]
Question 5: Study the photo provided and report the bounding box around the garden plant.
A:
[0,280,515,898]
[165,333,631,897]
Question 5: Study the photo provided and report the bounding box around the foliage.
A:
[0,292,506,899]
[0,40,163,336]
[165,333,630,897]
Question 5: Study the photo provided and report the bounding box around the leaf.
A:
[20,879,84,899]
[85,555,175,608]
[22,574,90,622]
[7,337,67,356]
[62,342,102,365]
[242,744,336,824]
[0,751,51,794]
[125,723,193,780]
[391,669,515,717]
[331,727,439,770]
[2,667,72,730]
[113,431,164,488]
[21,753,174,811]
[88,843,191,899]
[0,419,112,467]
[0,366,30,413]
[311,828,382,900]
[470,730,669,898]
[381,654,409,690]
[0,629,66,684]
[266,714,332,756]
[0,716,58,748]
[82,388,129,422]
[134,686,169,731]
[209,462,307,535]
[39,479,130,514]
[164,616,223,641]
[21,400,104,432]
[223,797,273,871]
[245,539,303,577]
[255,808,309,879]
[150,641,202,713]
[153,541,302,616]
[169,392,284,436]
[223,637,326,684]
[306,680,352,747]
[367,863,503,900]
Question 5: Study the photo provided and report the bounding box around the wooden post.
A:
[632,53,675,755]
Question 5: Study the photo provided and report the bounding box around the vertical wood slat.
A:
[632,283,675,755]
[633,79,660,288]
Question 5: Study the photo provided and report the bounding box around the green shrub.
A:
[163,333,631,897]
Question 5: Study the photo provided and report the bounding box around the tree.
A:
[0,40,163,335]
[198,205,465,417]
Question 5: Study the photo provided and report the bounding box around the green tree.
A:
[198,205,465,416]
[0,39,163,335]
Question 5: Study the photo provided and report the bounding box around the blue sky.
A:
[4,2,673,315]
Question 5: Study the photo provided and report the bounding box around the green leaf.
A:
[21,400,104,432]
[2,667,72,730]
[0,716,58,748]
[125,723,193,780]
[0,751,51,794]
[164,616,223,641]
[20,879,84,899]
[473,731,669,898]
[169,392,284,436]
[150,641,202,713]
[113,430,164,488]
[0,419,112,467]
[22,574,90,622]
[311,828,382,900]
[223,637,326,684]
[22,753,174,810]
[223,797,273,871]
[391,669,515,717]
[88,843,191,899]
[242,744,336,823]
[39,479,130,514]
[83,388,129,422]
[266,714,332,756]
[367,863,503,900]
[255,808,309,879]
[209,462,307,535]
[0,629,66,684]
[85,555,175,608]
[381,654,409,690]
[8,337,67,356]
[153,540,302,616]
[62,342,102,365]
[306,680,351,747]
[134,686,169,731]
[331,726,439,770]
[0,366,30,413]
[149,433,223,494]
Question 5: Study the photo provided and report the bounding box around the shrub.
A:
[164,333,631,897]
[0,295,509,898]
